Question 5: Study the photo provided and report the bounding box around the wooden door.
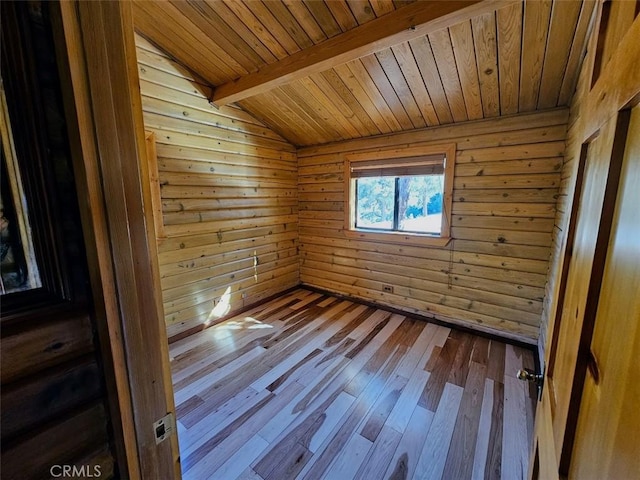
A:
[569,103,640,480]
[531,109,637,480]
[530,109,624,480]
[529,8,640,478]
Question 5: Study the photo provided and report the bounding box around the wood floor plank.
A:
[185,381,304,478]
[442,362,488,479]
[320,433,372,480]
[298,348,411,478]
[175,395,205,421]
[169,288,536,480]
[260,317,410,450]
[183,391,275,473]
[313,337,356,369]
[487,340,506,382]
[253,434,312,480]
[472,378,495,480]
[306,391,355,453]
[384,406,434,480]
[471,336,491,365]
[208,434,269,480]
[252,348,322,392]
[179,387,263,453]
[193,304,353,409]
[170,328,234,363]
[419,335,460,411]
[424,345,442,371]
[485,380,505,480]
[174,345,266,406]
[322,305,376,348]
[172,325,260,377]
[501,375,531,479]
[396,323,449,378]
[288,292,324,310]
[261,300,345,351]
[296,351,351,391]
[297,397,374,480]
[355,426,402,480]
[169,291,301,359]
[258,356,350,443]
[360,374,409,442]
[175,332,275,391]
[413,382,464,479]
[385,369,430,434]
[255,376,365,478]
[235,468,263,480]
[447,331,476,387]
[344,311,394,359]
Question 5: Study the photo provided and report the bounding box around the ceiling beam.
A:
[212,0,517,105]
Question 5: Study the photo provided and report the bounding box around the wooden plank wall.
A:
[298,109,569,342]
[1,312,114,479]
[135,36,299,337]
[538,43,593,361]
[538,0,632,360]
[1,3,114,477]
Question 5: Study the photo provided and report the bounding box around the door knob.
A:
[517,367,544,400]
[517,368,543,384]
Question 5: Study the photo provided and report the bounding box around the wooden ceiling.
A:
[133,0,595,146]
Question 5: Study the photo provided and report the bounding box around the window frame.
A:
[344,143,456,247]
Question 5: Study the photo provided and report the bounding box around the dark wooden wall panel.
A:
[0,3,115,478]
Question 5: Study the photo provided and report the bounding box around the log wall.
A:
[1,3,114,477]
[298,109,569,342]
[136,36,299,337]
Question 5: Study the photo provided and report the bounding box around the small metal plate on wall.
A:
[153,412,175,445]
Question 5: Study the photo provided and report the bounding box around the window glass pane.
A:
[397,174,444,234]
[355,177,395,230]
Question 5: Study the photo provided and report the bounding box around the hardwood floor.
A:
[169,289,536,480]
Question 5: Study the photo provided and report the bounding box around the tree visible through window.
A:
[355,174,444,234]
[346,143,455,243]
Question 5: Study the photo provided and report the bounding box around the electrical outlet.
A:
[382,285,394,293]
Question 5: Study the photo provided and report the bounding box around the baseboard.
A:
[168,282,539,357]
[301,284,539,352]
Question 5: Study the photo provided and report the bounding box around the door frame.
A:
[530,9,640,479]
[51,2,180,478]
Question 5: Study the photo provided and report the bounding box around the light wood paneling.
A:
[537,0,599,357]
[171,289,536,479]
[531,8,640,479]
[136,36,299,336]
[211,0,501,105]
[133,0,592,147]
[298,109,569,342]
[569,103,640,480]
[519,0,552,112]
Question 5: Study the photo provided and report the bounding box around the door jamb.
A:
[52,2,180,478]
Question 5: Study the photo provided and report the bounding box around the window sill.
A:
[344,228,452,247]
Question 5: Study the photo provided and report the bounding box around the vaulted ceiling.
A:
[132,0,595,146]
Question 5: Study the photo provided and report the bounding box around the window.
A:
[345,144,455,246]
